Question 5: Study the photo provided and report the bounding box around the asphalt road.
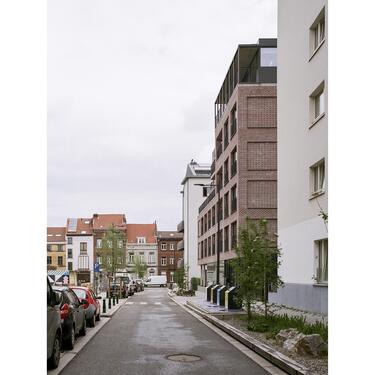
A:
[60,288,269,375]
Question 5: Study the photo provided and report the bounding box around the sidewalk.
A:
[99,292,127,317]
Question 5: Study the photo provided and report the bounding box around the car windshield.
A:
[72,289,86,299]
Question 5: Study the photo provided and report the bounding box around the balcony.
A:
[177,220,184,233]
[177,240,184,251]
[216,143,223,159]
[198,188,216,213]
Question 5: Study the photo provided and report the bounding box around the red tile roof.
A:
[47,227,66,242]
[92,214,126,231]
[66,218,93,235]
[126,223,157,244]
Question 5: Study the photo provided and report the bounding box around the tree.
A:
[133,255,147,279]
[233,219,283,322]
[97,225,126,295]
[175,266,188,290]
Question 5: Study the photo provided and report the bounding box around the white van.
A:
[144,275,167,287]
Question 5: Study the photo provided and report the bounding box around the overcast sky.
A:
[48,0,277,230]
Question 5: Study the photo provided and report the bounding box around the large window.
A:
[169,257,174,265]
[231,221,237,249]
[224,193,229,218]
[161,257,167,266]
[67,249,73,259]
[260,48,277,67]
[316,239,328,283]
[231,185,237,213]
[231,147,237,177]
[224,121,229,149]
[310,8,325,54]
[128,253,134,264]
[230,105,237,138]
[148,253,155,264]
[80,242,87,255]
[310,159,325,195]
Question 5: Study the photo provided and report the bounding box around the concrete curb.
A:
[169,292,310,375]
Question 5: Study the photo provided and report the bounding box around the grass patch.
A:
[240,314,328,343]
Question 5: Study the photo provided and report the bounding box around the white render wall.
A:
[183,176,210,281]
[126,243,158,277]
[67,235,94,277]
[270,0,328,314]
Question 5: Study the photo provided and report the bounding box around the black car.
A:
[53,286,87,350]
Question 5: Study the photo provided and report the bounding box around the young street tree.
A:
[233,219,283,322]
[97,225,126,294]
[133,255,147,279]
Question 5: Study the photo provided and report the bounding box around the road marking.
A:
[126,301,134,305]
[154,302,161,305]
[140,302,148,305]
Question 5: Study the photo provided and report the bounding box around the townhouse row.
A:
[47,213,183,286]
[177,0,328,315]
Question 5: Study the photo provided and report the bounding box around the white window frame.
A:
[170,243,175,250]
[161,243,167,250]
[310,8,325,58]
[310,82,325,126]
[310,159,325,196]
[148,253,155,264]
[128,253,134,264]
[161,257,167,266]
[169,257,174,265]
[137,237,146,244]
[315,239,328,284]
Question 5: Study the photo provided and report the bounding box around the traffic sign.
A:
[94,262,100,272]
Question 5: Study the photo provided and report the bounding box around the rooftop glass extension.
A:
[214,38,277,126]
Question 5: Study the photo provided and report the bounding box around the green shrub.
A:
[191,277,199,291]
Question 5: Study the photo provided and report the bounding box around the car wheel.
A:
[64,326,75,350]
[47,332,61,369]
[89,314,96,327]
[80,316,87,336]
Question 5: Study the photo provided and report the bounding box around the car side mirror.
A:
[96,296,102,300]
[81,299,88,305]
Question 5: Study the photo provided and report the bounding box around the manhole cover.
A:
[167,354,202,362]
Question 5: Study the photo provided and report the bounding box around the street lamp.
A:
[195,183,221,286]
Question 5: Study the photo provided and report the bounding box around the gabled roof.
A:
[66,218,93,235]
[47,227,66,243]
[92,214,126,231]
[126,223,157,244]
[157,231,183,240]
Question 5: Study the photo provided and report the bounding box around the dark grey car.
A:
[53,286,87,350]
[47,278,62,369]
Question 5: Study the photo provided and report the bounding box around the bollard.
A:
[116,295,119,304]
[113,295,116,306]
[106,290,109,298]
[102,299,106,314]
[108,297,112,309]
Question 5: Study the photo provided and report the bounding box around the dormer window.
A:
[137,237,146,244]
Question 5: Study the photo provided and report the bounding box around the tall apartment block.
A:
[198,39,277,286]
[178,160,211,283]
[269,1,328,314]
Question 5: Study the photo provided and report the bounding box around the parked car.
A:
[71,286,101,327]
[47,278,62,369]
[144,275,167,287]
[53,286,87,350]
[134,279,144,292]
[120,276,135,296]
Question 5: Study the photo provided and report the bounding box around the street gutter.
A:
[169,292,311,375]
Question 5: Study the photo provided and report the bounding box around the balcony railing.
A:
[198,188,216,213]
[177,220,184,233]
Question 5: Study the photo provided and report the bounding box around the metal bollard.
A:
[102,299,106,314]
[113,295,116,306]
[116,295,119,304]
[108,297,112,309]
[106,290,109,298]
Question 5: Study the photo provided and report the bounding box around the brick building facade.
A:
[157,231,183,284]
[197,39,278,286]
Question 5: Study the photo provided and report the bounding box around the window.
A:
[208,210,211,229]
[170,272,174,282]
[161,242,167,250]
[137,237,146,244]
[216,167,223,191]
[148,253,155,264]
[231,221,237,249]
[169,257,174,265]
[208,237,211,256]
[310,82,325,124]
[161,257,167,266]
[230,105,237,138]
[118,240,123,248]
[97,256,102,264]
[47,256,52,265]
[212,206,216,226]
[67,237,72,245]
[224,121,229,149]
[68,262,73,271]
[260,48,277,67]
[139,253,145,263]
[231,147,237,177]
[224,226,229,252]
[224,158,229,185]
[47,244,51,252]
[96,239,102,248]
[231,185,237,213]
[67,249,73,259]
[218,230,223,253]
[218,198,223,221]
[80,242,87,255]
[310,9,325,54]
[224,193,229,218]
[310,159,325,195]
[58,244,64,252]
[170,243,175,250]
[129,253,134,264]
[316,239,328,283]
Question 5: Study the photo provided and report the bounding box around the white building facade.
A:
[269,0,328,314]
[178,161,211,283]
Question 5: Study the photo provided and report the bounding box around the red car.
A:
[71,286,101,327]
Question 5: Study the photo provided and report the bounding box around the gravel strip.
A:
[218,315,328,375]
